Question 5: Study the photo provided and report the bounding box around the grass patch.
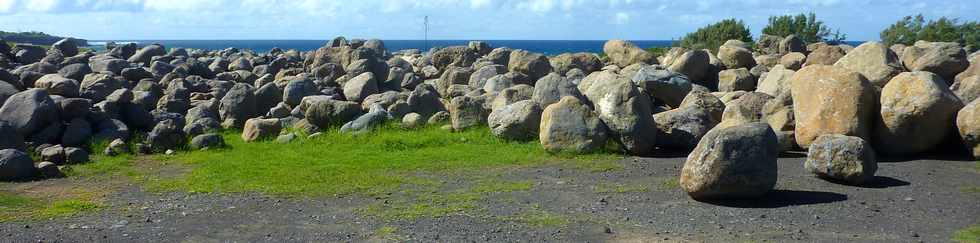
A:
[594,182,649,193]
[963,186,980,194]
[359,189,483,221]
[953,225,980,243]
[0,192,102,222]
[153,124,619,197]
[659,178,680,190]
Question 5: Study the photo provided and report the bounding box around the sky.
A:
[0,0,975,41]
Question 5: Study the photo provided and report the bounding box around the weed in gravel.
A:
[659,178,680,190]
[0,192,102,222]
[953,225,980,243]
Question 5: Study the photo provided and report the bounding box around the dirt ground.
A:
[1,154,978,243]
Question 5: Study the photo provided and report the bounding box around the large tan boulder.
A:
[668,50,711,84]
[763,92,797,152]
[780,52,806,70]
[717,68,755,92]
[603,40,656,68]
[957,99,980,159]
[953,55,979,83]
[716,92,773,129]
[951,75,980,103]
[539,96,608,153]
[834,41,905,88]
[755,65,795,97]
[717,42,756,69]
[805,45,846,66]
[550,52,602,75]
[874,71,964,156]
[242,118,281,142]
[901,41,969,81]
[790,65,876,148]
[680,122,778,200]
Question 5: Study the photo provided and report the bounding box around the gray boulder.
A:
[532,72,585,108]
[449,95,487,131]
[343,72,378,102]
[190,133,225,150]
[340,109,389,135]
[507,50,552,81]
[147,119,185,152]
[0,121,24,150]
[668,50,711,85]
[218,83,257,128]
[805,134,877,185]
[0,149,35,181]
[0,88,60,136]
[34,74,79,97]
[488,100,542,141]
[901,41,969,81]
[631,67,692,108]
[603,40,655,68]
[717,68,756,92]
[653,91,724,149]
[580,70,657,155]
[304,99,363,128]
[61,118,92,147]
[680,122,778,199]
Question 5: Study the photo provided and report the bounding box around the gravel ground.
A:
[1,154,977,243]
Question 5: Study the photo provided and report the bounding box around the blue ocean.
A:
[89,40,676,56]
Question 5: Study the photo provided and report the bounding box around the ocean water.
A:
[88,40,675,55]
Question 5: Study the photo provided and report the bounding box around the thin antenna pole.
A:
[424,16,429,51]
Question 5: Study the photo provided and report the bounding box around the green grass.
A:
[953,225,980,243]
[659,178,680,190]
[507,210,571,227]
[0,192,102,222]
[152,124,619,197]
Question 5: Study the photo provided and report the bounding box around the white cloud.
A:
[0,0,14,13]
[470,0,491,9]
[25,0,57,12]
[615,12,629,25]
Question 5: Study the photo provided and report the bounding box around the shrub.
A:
[677,19,752,52]
[762,13,846,44]
[881,14,980,51]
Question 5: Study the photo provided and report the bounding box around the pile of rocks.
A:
[0,36,976,202]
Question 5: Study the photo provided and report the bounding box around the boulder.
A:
[805,134,877,185]
[0,149,35,181]
[533,72,585,108]
[34,74,79,97]
[805,45,847,66]
[80,72,122,101]
[489,84,532,111]
[40,145,66,164]
[436,66,473,97]
[508,50,552,81]
[874,71,964,156]
[668,50,711,85]
[954,55,979,83]
[834,41,904,87]
[680,122,778,199]
[755,65,795,97]
[14,44,45,64]
[603,40,656,68]
[406,83,445,119]
[579,71,657,155]
[717,92,773,129]
[550,52,602,74]
[146,119,185,153]
[64,147,88,164]
[58,63,92,81]
[779,52,806,70]
[762,92,797,152]
[631,67,692,108]
[254,82,282,113]
[469,64,506,90]
[957,99,980,159]
[304,99,362,128]
[901,41,969,81]
[756,34,782,55]
[431,46,477,70]
[0,121,24,150]
[448,95,487,131]
[242,118,281,142]
[717,42,756,69]
[61,118,92,147]
[483,71,529,94]
[0,88,60,136]
[539,96,608,153]
[0,81,16,105]
[717,68,756,92]
[218,83,257,128]
[952,75,980,103]
[190,133,225,150]
[339,109,389,135]
[128,44,166,65]
[36,161,63,178]
[778,35,805,54]
[89,57,129,74]
[653,91,724,149]
[401,112,424,129]
[791,65,876,148]
[488,100,542,141]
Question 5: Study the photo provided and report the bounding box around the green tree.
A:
[881,14,980,51]
[761,12,846,44]
[677,19,752,52]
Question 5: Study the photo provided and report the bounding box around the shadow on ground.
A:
[697,190,848,208]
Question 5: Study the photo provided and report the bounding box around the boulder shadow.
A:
[855,176,911,189]
[697,190,847,208]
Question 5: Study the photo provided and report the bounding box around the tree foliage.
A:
[761,12,846,44]
[880,14,979,51]
[0,31,88,46]
[677,19,752,52]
